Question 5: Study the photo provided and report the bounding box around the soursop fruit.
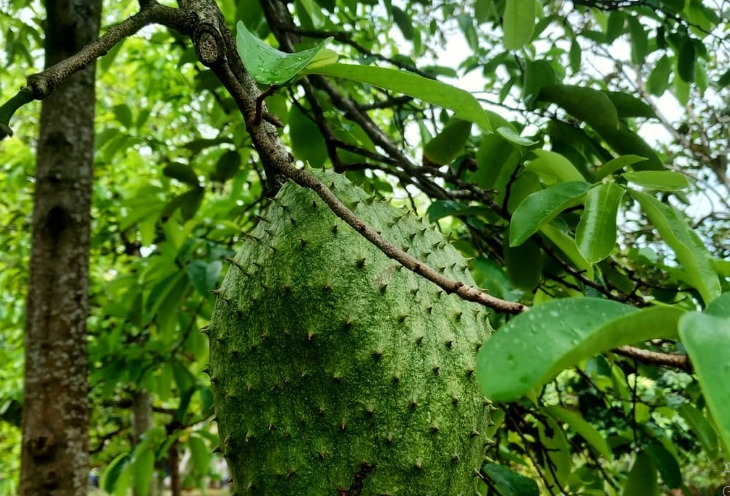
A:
[207,169,492,495]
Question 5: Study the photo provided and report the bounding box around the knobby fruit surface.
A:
[208,169,492,495]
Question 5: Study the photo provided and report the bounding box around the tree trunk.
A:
[132,390,154,496]
[19,0,101,494]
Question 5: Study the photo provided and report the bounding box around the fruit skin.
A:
[207,169,492,495]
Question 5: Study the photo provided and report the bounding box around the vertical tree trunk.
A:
[168,443,182,496]
[19,0,101,494]
[132,390,154,496]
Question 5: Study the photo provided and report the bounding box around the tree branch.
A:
[280,163,527,314]
[614,345,691,372]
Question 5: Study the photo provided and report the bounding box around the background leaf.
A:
[576,183,625,263]
[503,0,536,50]
[510,181,590,247]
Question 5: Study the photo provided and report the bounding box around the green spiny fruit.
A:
[208,169,492,495]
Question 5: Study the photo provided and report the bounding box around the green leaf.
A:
[538,416,572,490]
[391,6,414,40]
[630,190,721,304]
[482,463,539,496]
[569,39,581,74]
[211,150,242,182]
[594,122,664,170]
[544,405,612,460]
[679,312,729,455]
[576,183,625,263]
[538,85,620,132]
[133,448,155,496]
[603,91,655,118]
[503,0,536,50]
[113,104,134,129]
[473,133,520,190]
[307,63,492,131]
[717,67,730,88]
[706,292,730,317]
[187,260,222,297]
[525,149,586,183]
[605,11,625,43]
[645,442,682,489]
[540,222,592,276]
[422,119,472,166]
[189,434,211,476]
[677,37,696,83]
[626,16,649,64]
[236,20,334,85]
[504,238,542,291]
[476,300,685,402]
[509,181,590,247]
[622,452,659,496]
[102,452,131,494]
[622,171,690,191]
[594,155,648,181]
[496,126,536,146]
[179,187,205,221]
[163,162,200,187]
[647,55,673,96]
[522,59,558,110]
[289,104,328,167]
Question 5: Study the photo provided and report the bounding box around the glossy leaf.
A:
[482,463,539,496]
[289,103,327,167]
[594,155,648,180]
[622,452,659,496]
[102,452,131,494]
[540,222,592,276]
[631,190,721,304]
[679,312,729,455]
[503,0,536,50]
[187,260,222,297]
[524,149,585,183]
[504,238,542,291]
[133,448,155,496]
[476,301,685,402]
[576,183,625,263]
[510,181,590,247]
[544,405,612,460]
[538,85,619,132]
[645,442,682,489]
[622,171,690,191]
[236,20,334,85]
[423,119,472,166]
[307,63,492,130]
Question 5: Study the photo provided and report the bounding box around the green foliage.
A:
[1,0,729,494]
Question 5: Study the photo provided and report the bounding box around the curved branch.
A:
[281,163,527,315]
[614,345,691,372]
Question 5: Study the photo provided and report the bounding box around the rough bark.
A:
[19,0,101,493]
[131,390,154,496]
